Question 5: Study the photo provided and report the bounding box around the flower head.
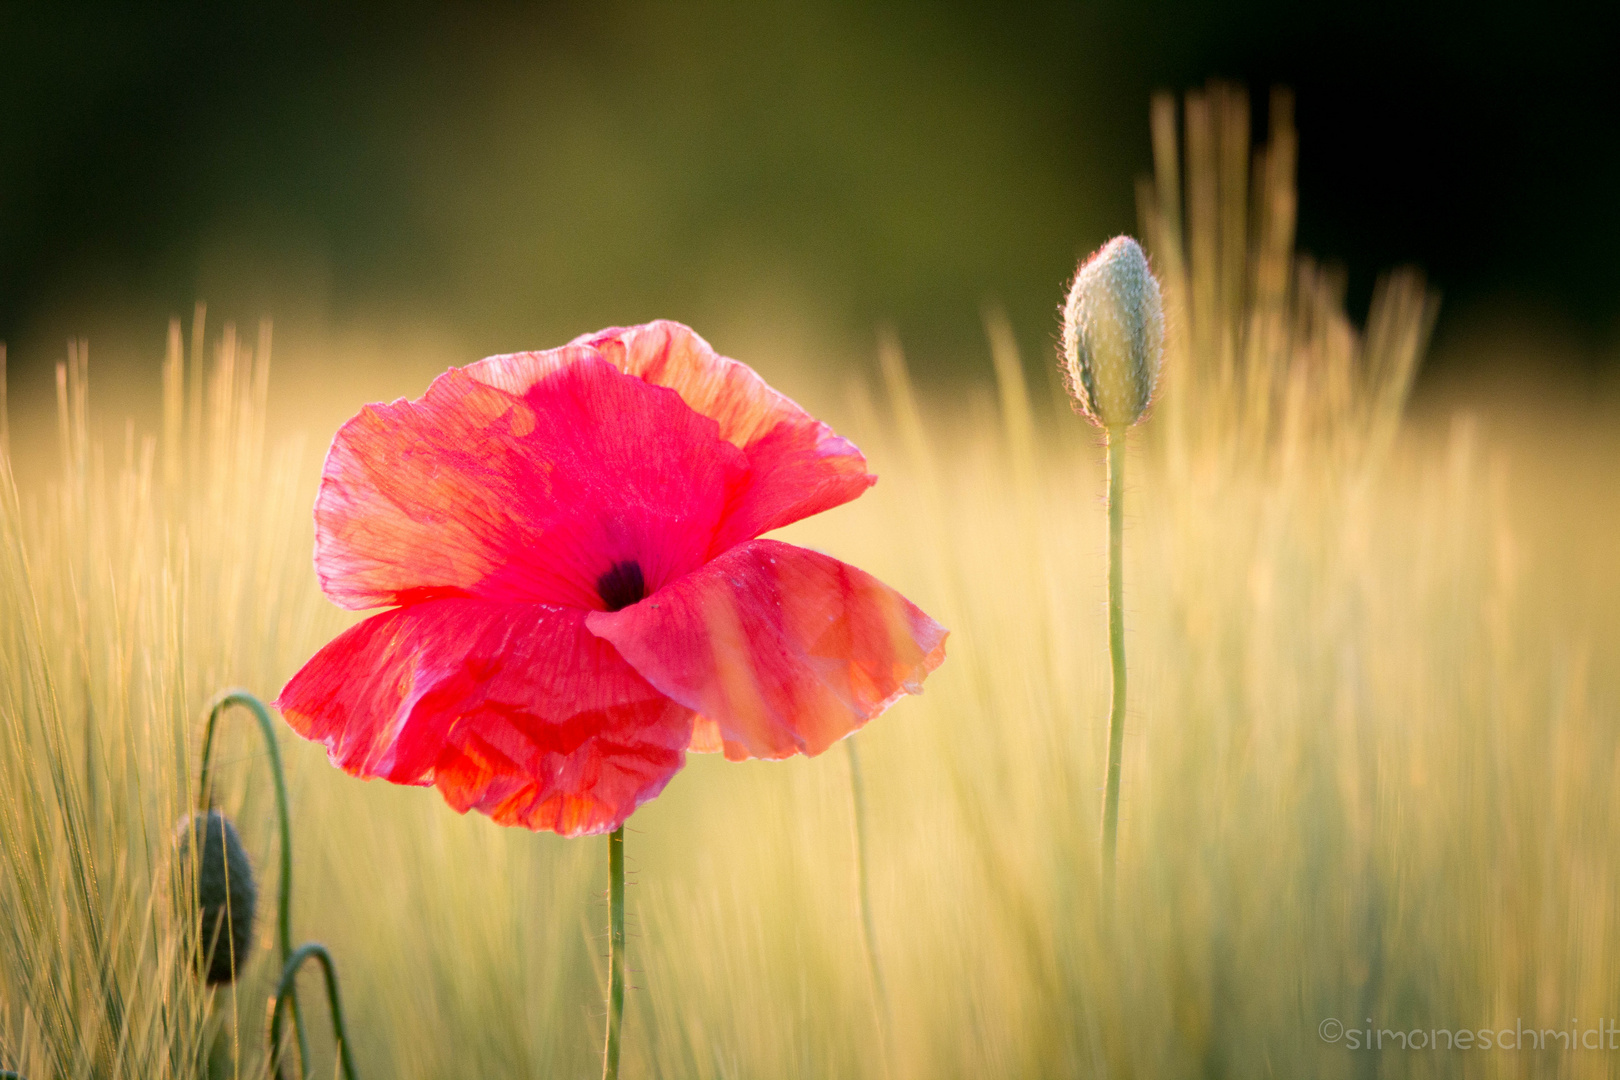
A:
[1062,236,1164,428]
[275,321,946,836]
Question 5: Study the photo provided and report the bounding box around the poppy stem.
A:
[846,738,894,1077]
[1100,427,1127,881]
[844,739,887,1009]
[602,825,626,1080]
[197,689,310,1077]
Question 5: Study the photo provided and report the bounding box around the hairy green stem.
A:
[267,943,360,1080]
[1101,428,1128,879]
[197,689,309,1076]
[603,826,626,1080]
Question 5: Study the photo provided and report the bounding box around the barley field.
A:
[3,86,1618,1080]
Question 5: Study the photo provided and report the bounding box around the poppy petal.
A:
[273,597,695,836]
[475,321,877,547]
[314,355,748,610]
[688,715,725,754]
[586,539,947,761]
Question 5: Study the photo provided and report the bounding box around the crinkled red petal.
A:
[480,320,876,547]
[586,539,947,761]
[313,355,748,610]
[272,596,695,836]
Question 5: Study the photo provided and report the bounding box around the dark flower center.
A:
[596,560,647,612]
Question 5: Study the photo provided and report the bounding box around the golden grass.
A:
[4,85,1619,1078]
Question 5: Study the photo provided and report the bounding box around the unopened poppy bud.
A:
[174,810,257,985]
[1061,236,1164,428]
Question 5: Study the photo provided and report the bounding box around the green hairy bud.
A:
[175,810,258,985]
[1061,235,1165,428]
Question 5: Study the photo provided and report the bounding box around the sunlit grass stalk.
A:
[196,689,309,1074]
[52,346,128,1056]
[602,825,626,1080]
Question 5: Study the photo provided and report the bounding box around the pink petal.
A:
[314,355,748,610]
[688,715,726,754]
[273,597,695,836]
[476,321,876,548]
[586,539,947,761]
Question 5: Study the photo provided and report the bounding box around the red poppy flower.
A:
[274,321,947,837]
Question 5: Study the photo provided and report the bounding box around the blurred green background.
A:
[3,0,1617,407]
[4,7,1620,1077]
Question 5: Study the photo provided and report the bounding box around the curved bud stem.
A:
[267,943,360,1080]
[197,689,309,1074]
[602,826,626,1080]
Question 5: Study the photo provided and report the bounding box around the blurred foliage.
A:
[3,78,1619,1076]
[3,0,1618,396]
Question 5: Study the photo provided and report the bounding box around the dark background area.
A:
[2,0,1616,399]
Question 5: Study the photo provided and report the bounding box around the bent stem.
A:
[197,689,309,1076]
[267,943,360,1080]
[1101,427,1128,883]
[603,826,626,1080]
